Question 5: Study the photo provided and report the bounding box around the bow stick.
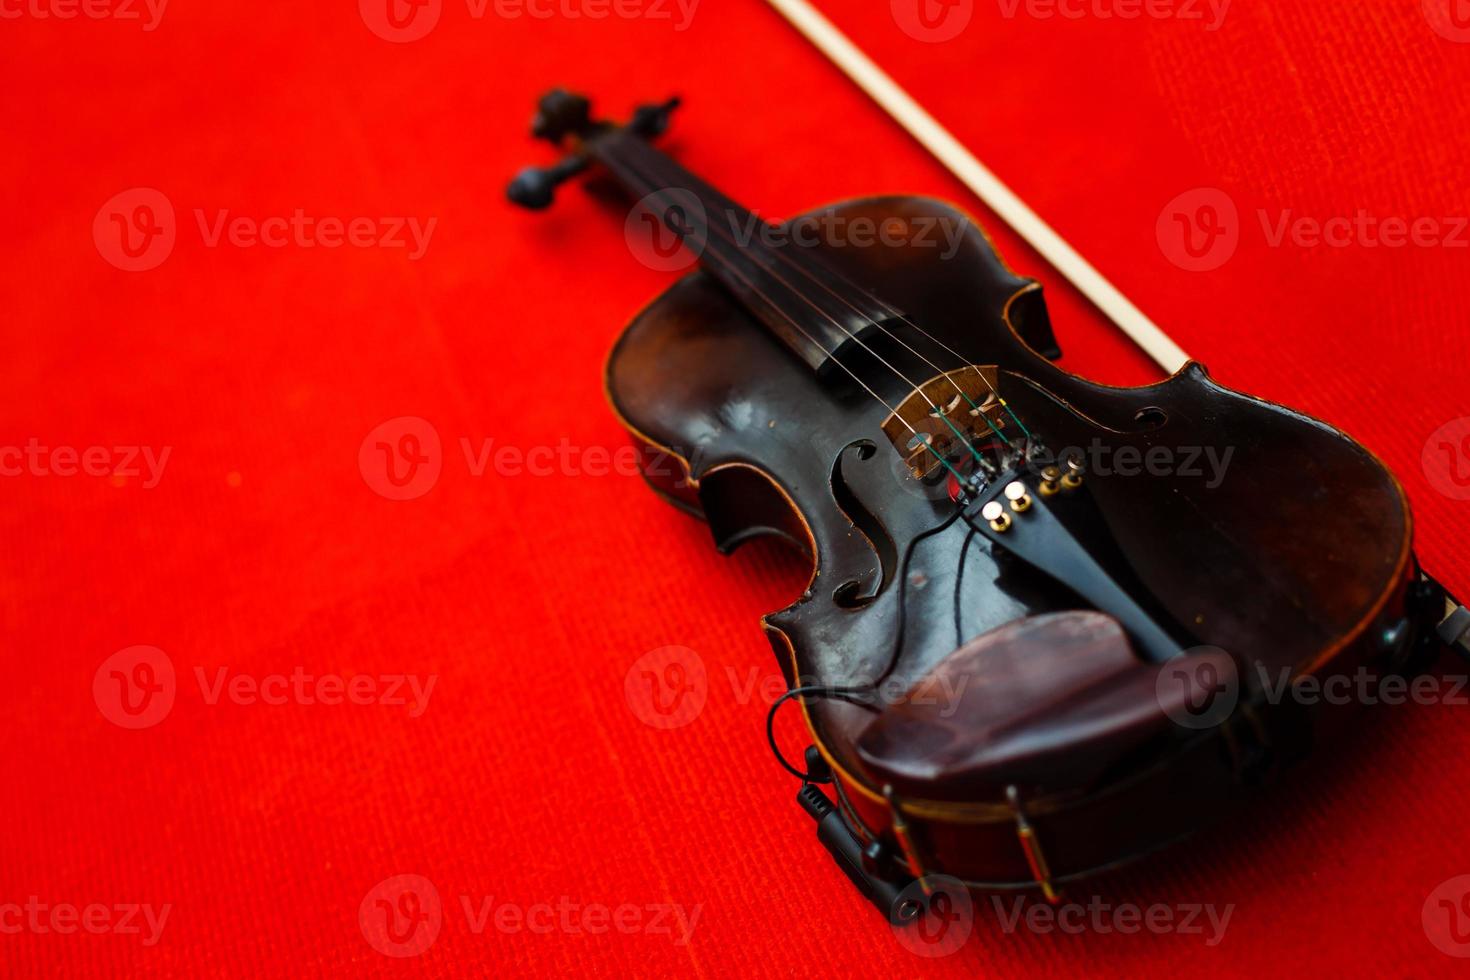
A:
[764,0,1470,651]
[763,0,1191,375]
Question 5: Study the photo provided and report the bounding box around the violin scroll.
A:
[507,90,680,211]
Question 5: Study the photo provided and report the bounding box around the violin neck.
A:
[589,131,897,379]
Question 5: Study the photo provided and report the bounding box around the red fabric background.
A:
[4,0,1470,975]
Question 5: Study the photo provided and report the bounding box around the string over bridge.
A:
[883,366,1007,479]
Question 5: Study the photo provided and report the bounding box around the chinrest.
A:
[856,611,1239,801]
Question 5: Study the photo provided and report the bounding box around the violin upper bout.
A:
[696,462,814,558]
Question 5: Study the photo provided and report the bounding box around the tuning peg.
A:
[531,89,593,144]
[506,156,589,210]
[510,90,680,210]
[629,97,682,139]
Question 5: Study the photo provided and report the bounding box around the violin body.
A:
[511,91,1441,903]
[605,193,1419,889]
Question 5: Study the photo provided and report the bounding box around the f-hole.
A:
[830,440,898,608]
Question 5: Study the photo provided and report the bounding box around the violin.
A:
[509,90,1451,921]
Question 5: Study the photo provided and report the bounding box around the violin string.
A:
[628,139,1033,446]
[595,138,998,749]
[636,150,1017,447]
[596,140,972,485]
[595,133,1076,788]
[605,137,991,475]
[596,144,987,481]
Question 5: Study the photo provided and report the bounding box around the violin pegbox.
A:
[507,89,681,211]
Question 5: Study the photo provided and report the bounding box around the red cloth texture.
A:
[4,0,1470,975]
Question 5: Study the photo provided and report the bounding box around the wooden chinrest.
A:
[856,611,1238,801]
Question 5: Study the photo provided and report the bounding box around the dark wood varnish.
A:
[605,194,1417,888]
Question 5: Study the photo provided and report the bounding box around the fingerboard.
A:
[590,131,899,379]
